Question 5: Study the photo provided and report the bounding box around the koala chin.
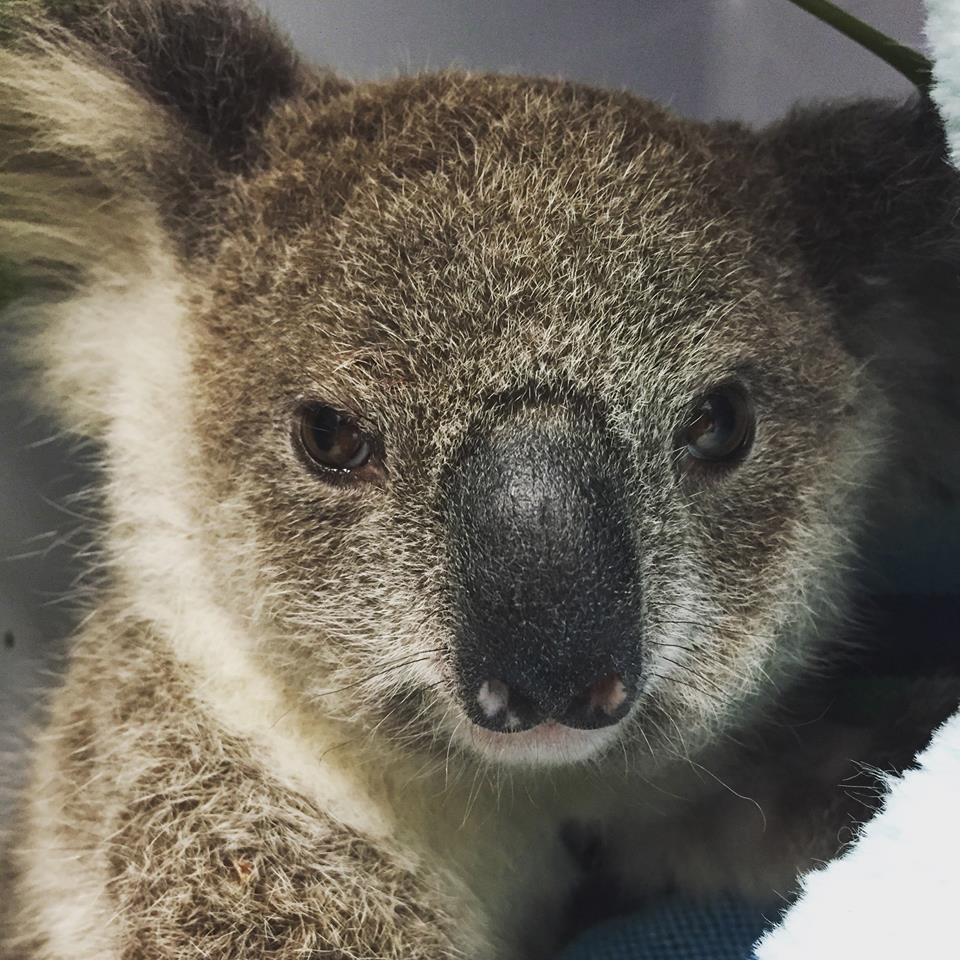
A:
[2,1,960,958]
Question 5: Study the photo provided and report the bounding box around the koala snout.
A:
[443,406,642,732]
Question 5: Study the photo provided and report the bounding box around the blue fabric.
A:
[557,897,780,960]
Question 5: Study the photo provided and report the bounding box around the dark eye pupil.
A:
[299,405,371,471]
[684,389,752,462]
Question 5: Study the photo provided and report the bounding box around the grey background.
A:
[0,0,926,803]
[258,0,924,122]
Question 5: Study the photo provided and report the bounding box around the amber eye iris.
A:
[298,404,372,472]
[683,386,753,463]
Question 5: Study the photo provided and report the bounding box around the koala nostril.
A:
[588,672,628,716]
[476,678,510,720]
[473,678,543,731]
[471,672,633,732]
[559,672,633,729]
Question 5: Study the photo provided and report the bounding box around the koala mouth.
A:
[456,674,632,765]
[462,716,626,766]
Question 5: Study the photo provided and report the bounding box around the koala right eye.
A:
[679,383,754,467]
[295,403,383,482]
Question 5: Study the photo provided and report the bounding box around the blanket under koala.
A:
[558,4,960,958]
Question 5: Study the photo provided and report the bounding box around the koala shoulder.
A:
[2,610,472,960]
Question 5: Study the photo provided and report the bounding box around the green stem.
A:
[783,0,933,93]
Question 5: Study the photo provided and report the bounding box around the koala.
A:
[2,1,959,958]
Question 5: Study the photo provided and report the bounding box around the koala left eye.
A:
[295,403,383,482]
[681,384,754,464]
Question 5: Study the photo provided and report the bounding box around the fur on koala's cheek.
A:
[636,356,883,736]
[16,213,401,842]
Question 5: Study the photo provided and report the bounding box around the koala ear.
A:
[1,0,328,171]
[0,0,346,434]
[0,0,342,242]
[40,0,305,171]
[765,97,960,511]
[764,96,960,315]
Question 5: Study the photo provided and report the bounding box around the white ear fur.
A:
[0,36,187,435]
[927,0,960,165]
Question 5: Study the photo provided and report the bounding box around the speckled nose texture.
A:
[443,408,642,731]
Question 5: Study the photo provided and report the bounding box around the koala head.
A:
[4,0,958,768]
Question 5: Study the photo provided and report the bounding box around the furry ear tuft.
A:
[36,0,306,172]
[765,96,960,300]
[0,0,321,251]
[0,0,331,435]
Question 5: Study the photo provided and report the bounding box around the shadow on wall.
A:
[0,406,86,805]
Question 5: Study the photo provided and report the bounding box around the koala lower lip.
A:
[464,718,621,766]
[481,720,568,739]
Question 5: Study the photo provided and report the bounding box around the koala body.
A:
[2,2,959,958]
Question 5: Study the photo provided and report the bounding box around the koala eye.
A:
[296,403,379,479]
[681,384,754,464]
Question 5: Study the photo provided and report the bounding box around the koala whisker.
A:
[364,684,440,752]
[643,713,689,765]
[643,709,768,831]
[266,657,440,733]
[654,657,730,698]
[634,721,658,762]
[312,649,445,699]
[444,716,468,794]
[647,631,784,697]
[460,760,492,829]
[646,619,717,632]
[315,678,449,763]
[644,598,717,618]
[663,650,755,689]
[645,637,731,668]
[618,730,631,778]
[646,670,725,708]
[683,755,769,834]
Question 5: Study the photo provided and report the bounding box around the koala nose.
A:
[443,403,642,732]
[473,672,633,732]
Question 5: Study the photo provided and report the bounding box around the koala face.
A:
[183,76,869,768]
[7,2,953,771]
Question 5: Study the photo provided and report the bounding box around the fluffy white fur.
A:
[753,3,960,954]
[928,0,960,164]
[754,712,960,958]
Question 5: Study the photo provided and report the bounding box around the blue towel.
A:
[558,897,781,960]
